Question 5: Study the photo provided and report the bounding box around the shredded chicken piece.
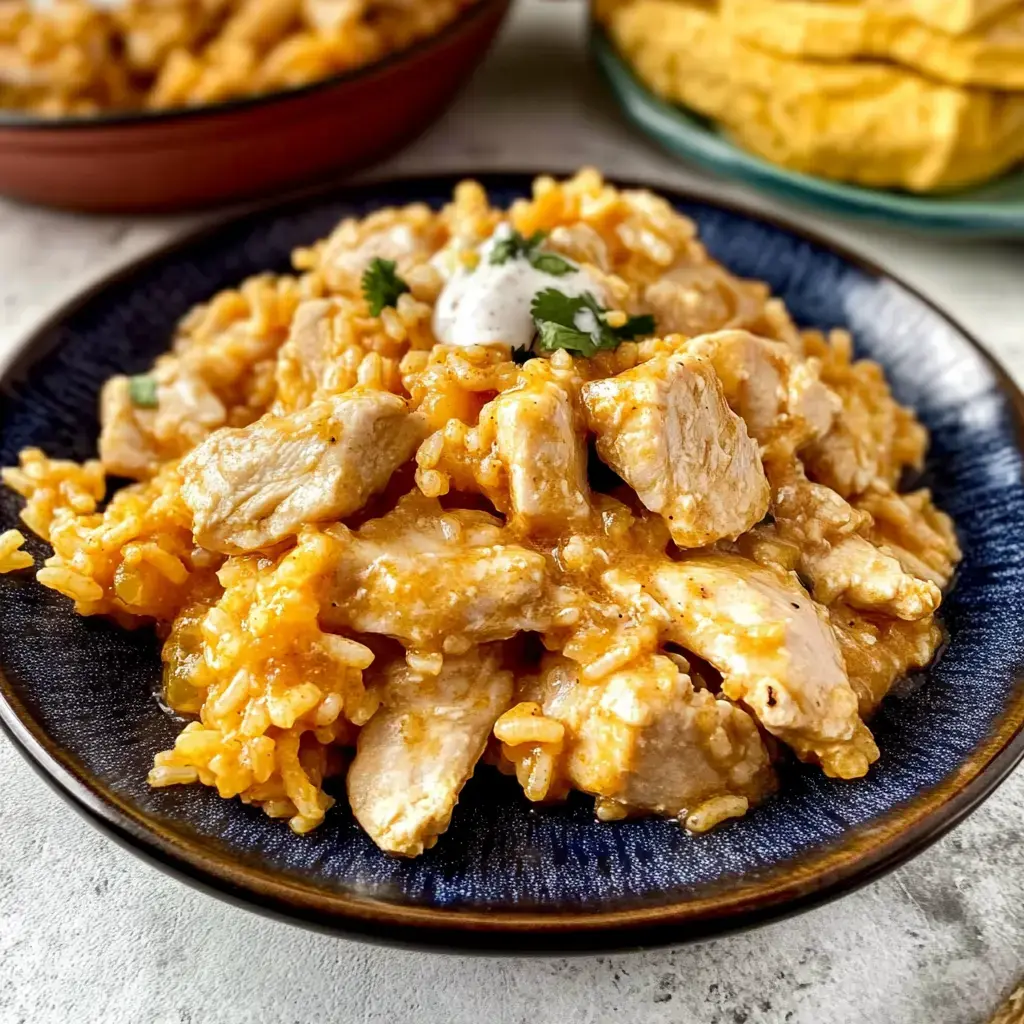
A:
[583,352,770,548]
[855,485,961,588]
[648,554,878,778]
[348,645,513,856]
[770,461,941,620]
[182,388,425,553]
[513,653,775,828]
[684,330,838,458]
[322,493,561,657]
[99,370,228,478]
[801,329,927,497]
[316,211,441,296]
[830,604,944,715]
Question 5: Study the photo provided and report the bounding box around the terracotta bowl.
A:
[0,0,511,213]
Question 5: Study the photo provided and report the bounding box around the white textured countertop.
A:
[1,3,1022,1022]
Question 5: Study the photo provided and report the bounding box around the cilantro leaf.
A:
[535,319,605,358]
[611,313,656,340]
[528,252,576,276]
[529,288,593,329]
[488,229,579,277]
[128,374,158,408]
[530,289,656,358]
[510,347,537,366]
[489,229,546,266]
[362,258,410,316]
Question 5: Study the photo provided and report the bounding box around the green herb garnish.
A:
[128,374,158,408]
[489,229,545,266]
[612,312,656,341]
[510,347,537,366]
[489,230,577,277]
[528,252,577,277]
[362,258,410,316]
[530,289,655,357]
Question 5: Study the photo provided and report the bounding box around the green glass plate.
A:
[592,29,1024,237]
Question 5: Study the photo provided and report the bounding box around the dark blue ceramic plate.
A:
[1,175,1023,952]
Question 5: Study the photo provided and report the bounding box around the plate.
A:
[1,173,1023,952]
[592,31,1024,238]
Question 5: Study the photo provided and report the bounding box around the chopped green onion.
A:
[128,375,158,408]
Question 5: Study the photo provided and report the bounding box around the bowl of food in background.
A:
[591,0,1024,234]
[0,0,511,212]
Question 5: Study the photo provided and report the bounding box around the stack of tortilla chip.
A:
[599,0,1024,192]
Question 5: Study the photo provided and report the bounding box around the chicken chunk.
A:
[684,330,838,457]
[648,554,878,778]
[317,214,438,295]
[322,493,558,654]
[99,370,227,479]
[642,260,805,353]
[348,646,513,856]
[272,298,338,409]
[99,377,164,479]
[272,297,405,413]
[582,353,769,549]
[804,534,940,621]
[181,388,425,553]
[492,377,592,531]
[830,605,944,716]
[644,262,771,338]
[771,464,941,620]
[415,361,592,529]
[515,654,775,829]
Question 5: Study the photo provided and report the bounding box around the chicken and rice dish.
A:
[0,171,960,857]
[0,0,479,116]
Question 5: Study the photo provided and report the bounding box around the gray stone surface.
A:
[0,3,1021,1021]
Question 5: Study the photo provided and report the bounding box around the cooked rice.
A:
[1,170,955,845]
[0,529,33,573]
[1,448,105,541]
[0,0,481,116]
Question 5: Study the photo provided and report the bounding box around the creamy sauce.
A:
[573,307,601,337]
[432,224,607,353]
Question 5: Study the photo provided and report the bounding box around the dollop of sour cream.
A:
[432,224,606,353]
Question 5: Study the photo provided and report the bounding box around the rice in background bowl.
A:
[0,0,482,116]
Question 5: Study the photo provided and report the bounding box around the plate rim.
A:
[591,29,1024,237]
[2,170,1023,952]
